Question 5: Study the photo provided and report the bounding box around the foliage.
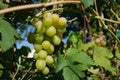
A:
[0,0,120,80]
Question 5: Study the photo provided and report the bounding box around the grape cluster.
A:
[94,31,107,46]
[28,13,67,74]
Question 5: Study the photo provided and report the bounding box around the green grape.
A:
[35,59,46,70]
[57,28,66,34]
[34,20,42,28]
[58,17,67,27]
[51,14,59,26]
[38,50,47,59]
[27,32,35,43]
[35,34,44,44]
[33,53,39,60]
[31,18,39,27]
[100,40,106,46]
[46,55,54,65]
[43,17,52,27]
[56,33,63,39]
[34,44,42,52]
[36,24,46,34]
[46,26,56,37]
[46,44,54,55]
[42,66,49,75]
[52,35,61,45]
[95,38,100,45]
[43,13,52,18]
[42,40,51,50]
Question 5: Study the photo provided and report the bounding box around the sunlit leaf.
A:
[93,47,115,74]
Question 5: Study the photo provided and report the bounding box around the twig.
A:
[0,1,80,14]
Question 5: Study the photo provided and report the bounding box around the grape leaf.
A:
[0,18,19,51]
[66,48,94,65]
[93,47,115,74]
[115,50,120,59]
[63,67,79,80]
[55,53,67,72]
[81,0,94,8]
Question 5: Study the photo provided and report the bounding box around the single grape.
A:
[36,24,46,34]
[100,40,106,46]
[33,53,39,60]
[35,34,44,44]
[27,32,35,43]
[46,55,54,65]
[31,18,39,27]
[42,67,49,75]
[34,20,42,28]
[57,28,66,34]
[38,50,47,59]
[52,35,61,45]
[51,14,59,26]
[58,17,67,27]
[35,59,46,70]
[95,38,100,45]
[34,44,42,52]
[46,44,54,55]
[46,26,56,37]
[43,17,52,27]
[43,13,52,18]
[42,40,51,50]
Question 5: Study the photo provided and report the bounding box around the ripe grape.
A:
[46,44,54,55]
[42,67,49,75]
[35,59,46,70]
[35,34,44,44]
[43,17,52,27]
[43,13,52,18]
[34,44,42,52]
[42,40,51,50]
[100,40,106,46]
[31,18,39,27]
[95,38,100,45]
[57,28,66,34]
[51,14,59,26]
[52,35,61,45]
[38,50,47,59]
[33,53,39,60]
[46,55,54,65]
[36,24,46,34]
[46,26,56,37]
[58,17,67,27]
[34,20,42,28]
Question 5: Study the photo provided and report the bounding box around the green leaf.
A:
[68,64,86,78]
[66,48,94,65]
[0,18,19,51]
[80,41,95,51]
[68,32,79,44]
[55,53,67,72]
[93,47,115,74]
[63,67,79,80]
[115,50,120,59]
[81,0,94,8]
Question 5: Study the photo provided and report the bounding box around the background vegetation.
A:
[0,0,120,80]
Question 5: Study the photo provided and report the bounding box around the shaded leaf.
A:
[55,53,67,72]
[81,0,94,8]
[0,18,19,51]
[63,67,79,80]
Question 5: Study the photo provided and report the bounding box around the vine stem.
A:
[0,1,80,14]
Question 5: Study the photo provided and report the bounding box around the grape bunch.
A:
[94,31,107,47]
[27,13,67,75]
